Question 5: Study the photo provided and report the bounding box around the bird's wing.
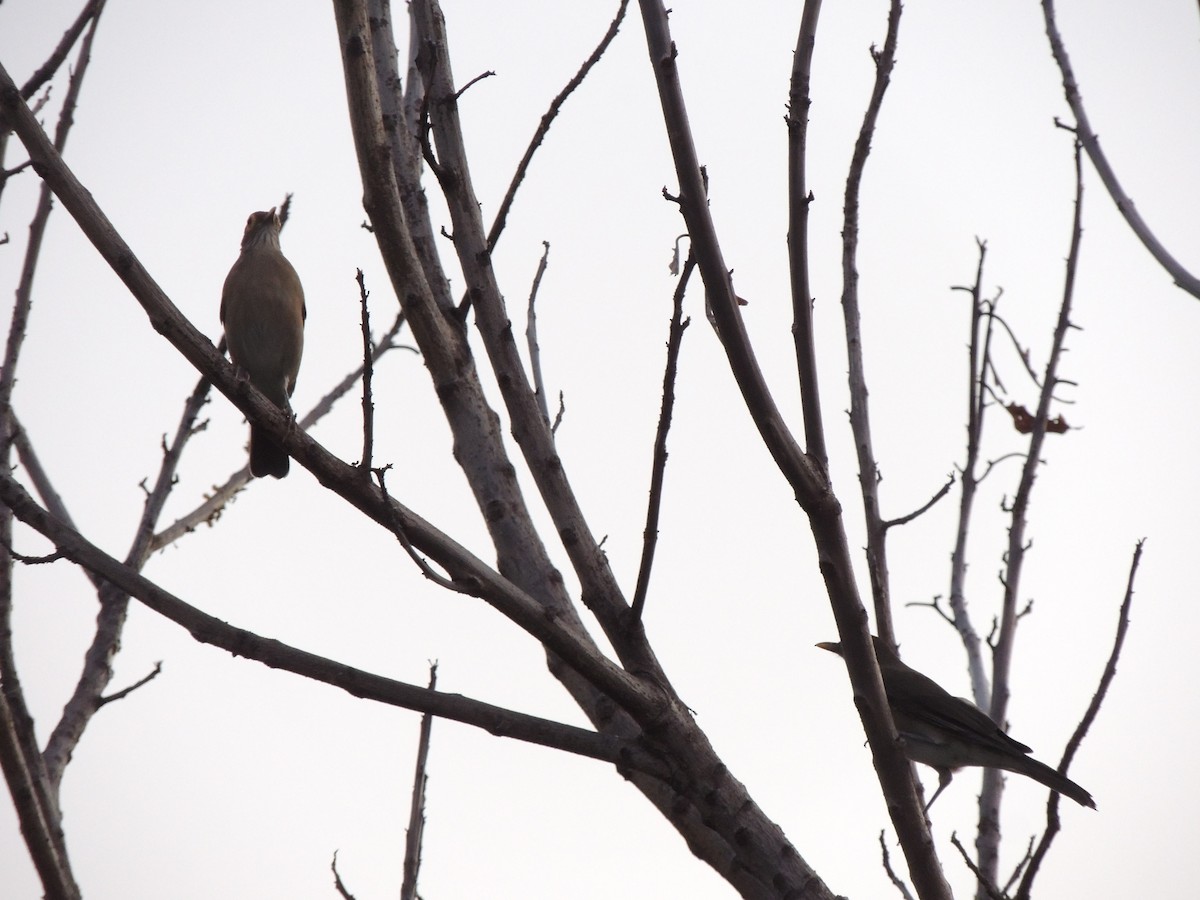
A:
[884,665,1033,756]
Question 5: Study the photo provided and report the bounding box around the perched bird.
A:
[817,636,1094,809]
[220,208,306,478]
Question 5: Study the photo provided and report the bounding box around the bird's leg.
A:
[923,769,954,812]
[281,398,298,438]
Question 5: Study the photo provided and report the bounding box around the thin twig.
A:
[1014,539,1142,900]
[331,850,357,900]
[356,269,376,472]
[18,0,107,100]
[524,242,553,427]
[630,253,694,621]
[945,242,995,708]
[401,662,437,900]
[456,0,630,317]
[96,662,163,707]
[0,543,64,565]
[882,473,955,530]
[375,469,477,596]
[151,311,409,551]
[878,830,917,900]
[949,831,1007,900]
[42,352,215,792]
[486,0,629,253]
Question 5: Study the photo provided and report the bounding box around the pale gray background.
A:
[1,1,1197,897]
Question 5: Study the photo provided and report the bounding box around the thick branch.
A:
[638,3,945,896]
[787,0,827,468]
[411,1,663,675]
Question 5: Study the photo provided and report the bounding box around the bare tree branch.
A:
[949,831,1006,900]
[486,0,630,253]
[638,2,944,895]
[836,0,902,645]
[401,663,437,900]
[631,253,694,621]
[1040,0,1200,299]
[151,310,409,552]
[331,850,358,900]
[524,241,553,428]
[0,471,676,779]
[356,269,376,472]
[946,243,997,707]
[1014,539,1141,900]
[788,0,827,468]
[978,134,1088,889]
[96,662,163,708]
[0,13,105,896]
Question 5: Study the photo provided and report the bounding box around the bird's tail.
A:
[250,424,289,479]
[1008,754,1095,809]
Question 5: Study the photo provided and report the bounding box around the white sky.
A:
[1,1,1198,898]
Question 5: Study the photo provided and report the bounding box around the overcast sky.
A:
[2,1,1199,898]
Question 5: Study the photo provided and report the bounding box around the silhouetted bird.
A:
[817,636,1094,809]
[221,208,306,478]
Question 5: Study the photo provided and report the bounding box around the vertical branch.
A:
[631,254,694,620]
[42,364,214,791]
[0,693,79,900]
[410,0,649,661]
[978,136,1087,890]
[524,242,553,428]
[356,269,375,472]
[0,12,104,897]
[836,0,902,645]
[787,0,827,468]
[947,242,995,708]
[638,3,947,897]
[400,663,437,900]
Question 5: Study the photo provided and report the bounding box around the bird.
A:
[220,208,306,478]
[816,636,1094,810]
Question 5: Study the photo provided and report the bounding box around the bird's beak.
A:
[815,641,841,655]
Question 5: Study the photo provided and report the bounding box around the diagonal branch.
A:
[1040,0,1200,299]
[0,471,672,779]
[151,310,409,551]
[486,0,629,253]
[1014,539,1141,900]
